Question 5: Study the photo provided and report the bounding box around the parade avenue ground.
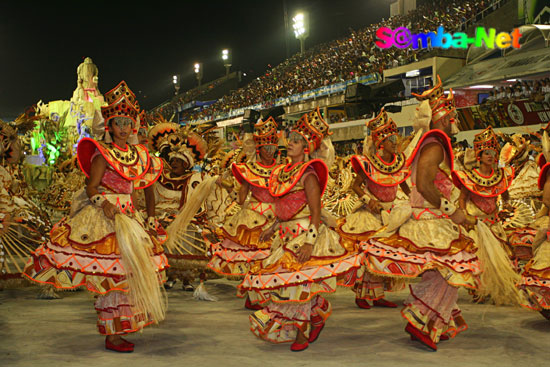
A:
[1,279,548,367]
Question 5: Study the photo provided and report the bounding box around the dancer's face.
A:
[480,149,496,167]
[170,157,187,176]
[380,135,398,155]
[258,145,276,162]
[110,117,133,142]
[286,133,306,160]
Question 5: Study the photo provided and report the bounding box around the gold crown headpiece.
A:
[367,108,398,147]
[253,117,279,147]
[291,107,332,152]
[473,126,500,157]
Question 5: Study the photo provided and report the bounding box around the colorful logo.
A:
[375,26,522,50]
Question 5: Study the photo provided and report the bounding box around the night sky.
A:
[0,0,389,119]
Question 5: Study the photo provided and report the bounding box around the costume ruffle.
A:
[95,291,154,335]
[250,295,331,343]
[521,238,550,310]
[23,193,167,294]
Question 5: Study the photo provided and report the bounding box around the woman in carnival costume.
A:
[362,76,521,351]
[499,133,541,266]
[240,108,362,351]
[452,127,520,302]
[208,117,279,309]
[337,108,411,309]
[24,81,168,353]
[520,123,550,321]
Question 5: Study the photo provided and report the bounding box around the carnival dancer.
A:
[500,134,541,265]
[362,76,521,351]
[452,127,518,302]
[337,108,410,309]
[452,127,514,251]
[208,117,279,310]
[146,119,220,293]
[240,108,362,351]
[520,125,550,320]
[24,81,167,353]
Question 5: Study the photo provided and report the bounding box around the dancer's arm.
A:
[237,181,250,205]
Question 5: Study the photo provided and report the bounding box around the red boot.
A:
[105,338,134,353]
[373,298,398,308]
[290,341,309,351]
[355,298,371,309]
[244,297,262,310]
[308,323,325,343]
[405,323,437,351]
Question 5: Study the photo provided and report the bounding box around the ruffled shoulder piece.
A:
[351,153,410,187]
[231,161,277,189]
[77,137,162,188]
[538,162,550,190]
[452,166,514,197]
[268,159,328,197]
[406,129,454,171]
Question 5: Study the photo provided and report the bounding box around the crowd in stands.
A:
[484,78,550,104]
[158,0,501,122]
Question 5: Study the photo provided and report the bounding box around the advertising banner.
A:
[457,99,550,131]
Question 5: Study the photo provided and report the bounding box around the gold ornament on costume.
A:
[148,121,180,154]
[101,94,140,124]
[367,108,398,147]
[253,117,279,147]
[291,107,332,152]
[473,126,500,157]
[100,81,142,145]
[412,75,457,126]
[103,80,140,110]
[412,75,444,106]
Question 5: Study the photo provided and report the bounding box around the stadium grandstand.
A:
[151,0,550,153]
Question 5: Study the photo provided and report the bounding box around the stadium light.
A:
[194,63,203,86]
[172,75,180,95]
[221,49,232,76]
[292,12,309,54]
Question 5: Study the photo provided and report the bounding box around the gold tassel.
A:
[165,176,218,251]
[114,214,167,323]
[472,221,525,306]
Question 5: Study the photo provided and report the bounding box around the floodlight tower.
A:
[292,12,309,55]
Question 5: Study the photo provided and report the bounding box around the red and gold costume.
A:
[241,108,362,344]
[24,81,167,336]
[362,79,480,346]
[500,135,541,263]
[337,109,410,303]
[209,117,279,278]
[452,127,514,253]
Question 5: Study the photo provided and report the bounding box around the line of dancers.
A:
[13,76,550,353]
